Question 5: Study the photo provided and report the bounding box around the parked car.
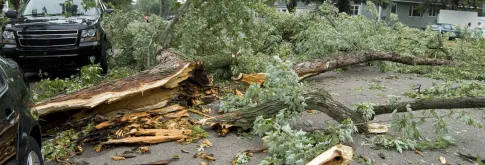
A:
[0,57,43,165]
[431,23,462,39]
[0,0,114,74]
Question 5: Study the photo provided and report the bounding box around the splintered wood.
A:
[306,144,354,165]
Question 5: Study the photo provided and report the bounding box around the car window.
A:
[21,0,99,17]
[442,25,451,30]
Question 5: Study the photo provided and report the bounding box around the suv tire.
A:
[100,42,109,74]
[24,137,44,165]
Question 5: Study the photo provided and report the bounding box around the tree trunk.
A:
[286,0,298,13]
[373,97,485,115]
[294,52,453,80]
[305,91,367,131]
[32,55,209,119]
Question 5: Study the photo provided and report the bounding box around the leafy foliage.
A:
[404,81,485,99]
[42,123,95,162]
[103,11,167,70]
[356,102,375,121]
[32,65,134,102]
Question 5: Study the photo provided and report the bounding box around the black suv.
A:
[0,0,113,73]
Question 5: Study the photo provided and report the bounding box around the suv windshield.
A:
[21,0,98,17]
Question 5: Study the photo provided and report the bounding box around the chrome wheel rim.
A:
[26,151,41,165]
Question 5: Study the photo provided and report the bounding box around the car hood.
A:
[4,16,98,31]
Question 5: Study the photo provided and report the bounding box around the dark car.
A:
[431,23,462,39]
[0,57,43,165]
[0,0,113,73]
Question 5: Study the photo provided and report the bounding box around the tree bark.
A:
[373,97,485,115]
[294,52,453,80]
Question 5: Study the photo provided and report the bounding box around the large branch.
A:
[200,90,368,132]
[294,52,453,80]
[373,97,485,115]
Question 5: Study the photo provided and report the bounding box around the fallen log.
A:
[294,52,453,80]
[373,96,485,115]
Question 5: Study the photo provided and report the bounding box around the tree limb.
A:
[373,97,485,115]
[294,51,453,80]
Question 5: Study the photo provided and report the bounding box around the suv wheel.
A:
[100,43,109,74]
[24,137,43,165]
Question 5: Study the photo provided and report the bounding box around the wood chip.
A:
[235,90,244,97]
[306,144,354,165]
[367,123,389,134]
[112,156,125,161]
[202,139,213,147]
[439,156,446,164]
[232,73,266,86]
[139,147,150,153]
[95,121,113,130]
[415,150,424,157]
[181,149,189,153]
[202,153,216,161]
[306,110,318,114]
[165,110,190,118]
[200,162,207,165]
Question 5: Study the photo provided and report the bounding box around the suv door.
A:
[0,66,19,165]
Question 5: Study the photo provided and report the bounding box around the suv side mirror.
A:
[104,9,114,14]
[5,10,18,19]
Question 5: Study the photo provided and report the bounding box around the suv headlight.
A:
[81,29,97,37]
[2,31,16,44]
[81,29,98,42]
[2,31,15,39]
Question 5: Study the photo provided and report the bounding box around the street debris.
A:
[136,157,180,165]
[367,123,389,134]
[439,156,446,164]
[231,73,266,86]
[457,152,485,163]
[306,144,354,165]
[232,148,267,165]
[415,150,425,157]
[112,156,126,161]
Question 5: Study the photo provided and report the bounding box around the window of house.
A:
[391,4,397,14]
[429,8,438,16]
[351,5,359,15]
[409,6,421,17]
[282,9,287,12]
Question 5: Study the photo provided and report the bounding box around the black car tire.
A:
[100,42,109,75]
[23,137,44,165]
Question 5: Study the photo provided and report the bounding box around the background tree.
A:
[338,0,351,14]
[103,0,133,10]
[135,0,160,15]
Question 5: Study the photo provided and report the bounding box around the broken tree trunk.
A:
[373,96,485,115]
[32,60,209,119]
[201,90,369,132]
[294,52,453,80]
